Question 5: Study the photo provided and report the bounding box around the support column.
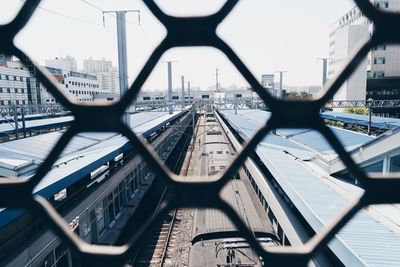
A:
[181,75,185,109]
[187,81,191,104]
[167,62,173,114]
[116,11,130,127]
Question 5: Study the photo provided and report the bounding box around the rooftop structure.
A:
[45,55,77,72]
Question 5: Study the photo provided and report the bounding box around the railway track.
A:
[131,204,183,267]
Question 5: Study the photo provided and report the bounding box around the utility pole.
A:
[181,75,185,109]
[103,10,140,127]
[318,58,331,87]
[275,71,287,98]
[215,68,220,92]
[162,61,177,114]
[187,81,191,104]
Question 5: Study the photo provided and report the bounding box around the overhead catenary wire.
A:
[18,0,104,27]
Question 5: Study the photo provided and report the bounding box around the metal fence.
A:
[0,0,399,266]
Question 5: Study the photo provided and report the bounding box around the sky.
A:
[0,0,356,91]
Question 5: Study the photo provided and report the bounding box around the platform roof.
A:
[0,116,74,136]
[321,111,400,130]
[220,109,400,267]
[0,110,185,227]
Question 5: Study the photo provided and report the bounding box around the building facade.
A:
[45,55,77,72]
[329,0,400,103]
[83,58,119,95]
[368,0,400,78]
[43,67,112,104]
[328,6,369,101]
[0,62,41,106]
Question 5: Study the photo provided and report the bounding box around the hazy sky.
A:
[1,0,356,91]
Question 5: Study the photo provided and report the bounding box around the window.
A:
[374,57,385,64]
[172,96,179,100]
[97,201,106,234]
[373,44,386,51]
[363,161,383,173]
[390,155,400,172]
[143,96,151,100]
[375,1,389,8]
[373,71,385,78]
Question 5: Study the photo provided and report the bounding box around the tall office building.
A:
[83,58,119,95]
[83,57,112,73]
[329,0,400,106]
[328,6,369,101]
[45,55,77,72]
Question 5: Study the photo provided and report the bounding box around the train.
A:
[189,105,280,267]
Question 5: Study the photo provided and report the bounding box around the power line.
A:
[18,0,104,27]
[79,0,156,45]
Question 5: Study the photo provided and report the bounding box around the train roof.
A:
[192,180,273,241]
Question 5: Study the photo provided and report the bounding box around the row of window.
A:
[368,89,400,96]
[67,71,97,80]
[68,80,99,88]
[243,164,288,246]
[0,87,25,94]
[68,90,101,95]
[375,1,389,8]
[0,74,27,82]
[0,100,26,105]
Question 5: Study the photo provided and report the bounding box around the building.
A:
[45,55,77,72]
[43,67,113,104]
[261,74,276,96]
[83,57,112,73]
[368,0,400,78]
[329,1,400,103]
[367,77,400,117]
[0,61,41,106]
[83,58,119,95]
[328,5,369,101]
[95,68,119,95]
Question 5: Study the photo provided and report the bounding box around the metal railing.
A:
[0,1,399,266]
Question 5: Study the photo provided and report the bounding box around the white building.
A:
[83,58,119,95]
[45,55,77,72]
[95,69,119,95]
[328,6,369,101]
[0,61,41,106]
[329,1,400,101]
[83,57,112,73]
[44,67,113,104]
[368,1,400,78]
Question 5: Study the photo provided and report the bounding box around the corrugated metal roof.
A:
[0,116,74,134]
[220,109,400,267]
[321,111,400,130]
[221,110,373,154]
[0,111,184,227]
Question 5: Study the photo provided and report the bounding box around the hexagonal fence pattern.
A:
[1,0,400,266]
